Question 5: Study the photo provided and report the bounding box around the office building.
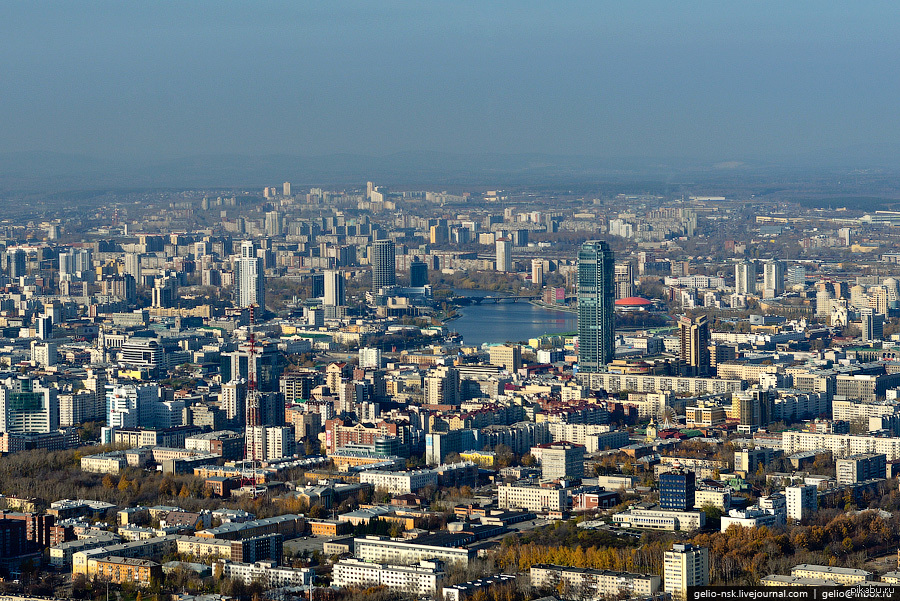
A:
[323,269,345,307]
[497,484,566,512]
[410,258,428,287]
[235,241,265,309]
[539,443,584,480]
[488,345,522,372]
[861,308,884,342]
[678,315,710,376]
[531,259,544,287]
[577,240,615,372]
[664,543,708,601]
[735,261,756,295]
[787,264,806,286]
[495,238,512,272]
[0,376,59,434]
[371,240,396,292]
[659,470,696,511]
[283,181,291,196]
[614,262,634,300]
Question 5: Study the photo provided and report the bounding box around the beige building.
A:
[790,564,872,585]
[664,543,708,601]
[531,564,659,598]
[497,484,566,512]
[488,345,522,372]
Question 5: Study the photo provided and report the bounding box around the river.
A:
[448,289,577,346]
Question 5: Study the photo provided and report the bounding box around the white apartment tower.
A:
[235,241,265,309]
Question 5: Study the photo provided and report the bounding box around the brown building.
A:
[308,520,352,537]
[0,512,55,549]
[204,477,239,498]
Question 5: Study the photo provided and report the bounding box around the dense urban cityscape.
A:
[7,2,900,601]
[0,180,894,601]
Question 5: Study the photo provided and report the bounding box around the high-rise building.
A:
[235,241,265,309]
[659,469,696,511]
[8,249,26,279]
[735,261,756,295]
[152,274,178,308]
[371,240,396,293]
[540,443,584,480]
[424,366,459,406]
[283,182,291,196]
[0,376,59,433]
[577,241,615,373]
[323,270,345,307]
[410,259,428,287]
[787,264,806,286]
[861,308,884,342]
[495,238,512,272]
[124,252,142,282]
[531,259,543,287]
[664,544,708,601]
[613,262,634,300]
[106,384,159,430]
[785,485,817,521]
[488,345,522,372]
[265,211,283,237]
[763,260,785,298]
[678,315,710,376]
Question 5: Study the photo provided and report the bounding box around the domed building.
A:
[614,296,652,312]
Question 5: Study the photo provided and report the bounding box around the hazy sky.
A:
[3,1,900,165]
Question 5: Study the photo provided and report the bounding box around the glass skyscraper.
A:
[577,240,615,372]
[371,239,396,293]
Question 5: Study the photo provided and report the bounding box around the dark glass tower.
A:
[577,240,615,372]
[371,240,396,293]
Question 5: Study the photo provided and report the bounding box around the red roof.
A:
[615,296,652,306]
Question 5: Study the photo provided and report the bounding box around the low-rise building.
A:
[611,505,705,531]
[360,469,438,494]
[354,535,474,568]
[497,484,566,512]
[215,560,314,587]
[333,558,445,595]
[531,564,660,599]
[790,564,873,585]
[91,556,162,586]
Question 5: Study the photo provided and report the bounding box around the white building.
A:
[333,558,445,595]
[497,484,566,512]
[235,241,265,309]
[354,536,473,568]
[611,507,705,531]
[360,469,438,495]
[106,384,159,430]
[720,506,784,531]
[359,347,382,369]
[785,485,817,521]
[216,560,313,588]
